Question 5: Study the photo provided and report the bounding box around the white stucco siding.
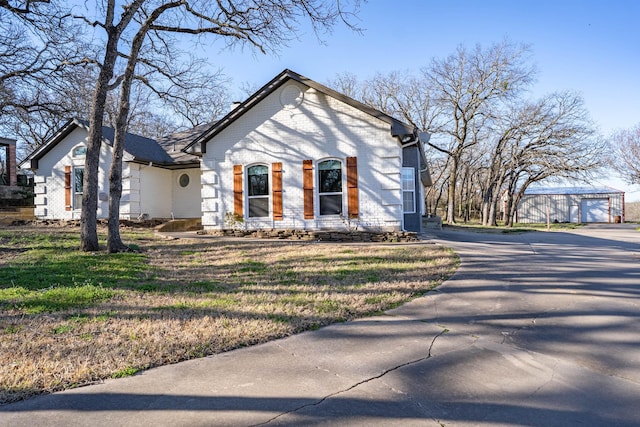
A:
[200,82,404,230]
[171,168,202,218]
[138,165,172,218]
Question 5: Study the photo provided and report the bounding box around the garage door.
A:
[581,199,609,223]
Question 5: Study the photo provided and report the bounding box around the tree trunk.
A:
[80,28,120,252]
[488,194,498,226]
[106,120,129,252]
[107,16,153,253]
[488,169,507,226]
[445,157,458,224]
[481,185,493,226]
[79,1,145,252]
[107,77,135,252]
[504,193,514,227]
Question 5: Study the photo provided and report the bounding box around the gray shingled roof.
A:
[156,122,213,163]
[98,124,175,165]
[23,118,201,169]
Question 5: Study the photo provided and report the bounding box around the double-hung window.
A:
[247,164,269,217]
[318,160,343,215]
[401,167,416,213]
[73,166,84,209]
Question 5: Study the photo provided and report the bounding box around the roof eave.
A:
[20,118,86,169]
[127,158,200,170]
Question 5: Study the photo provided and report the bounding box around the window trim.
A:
[401,167,416,214]
[246,163,270,218]
[317,158,344,217]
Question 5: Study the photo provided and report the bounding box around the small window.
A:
[178,173,190,188]
[318,160,343,216]
[401,167,416,213]
[72,146,86,157]
[247,164,269,218]
[73,166,84,209]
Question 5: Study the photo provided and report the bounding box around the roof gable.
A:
[22,118,199,169]
[156,122,213,164]
[184,69,416,154]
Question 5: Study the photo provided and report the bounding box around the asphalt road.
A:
[2,224,639,426]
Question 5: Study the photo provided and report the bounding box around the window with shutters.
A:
[247,164,269,217]
[73,166,84,209]
[401,167,415,213]
[318,159,343,216]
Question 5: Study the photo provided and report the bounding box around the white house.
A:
[185,69,431,232]
[516,187,625,223]
[22,69,432,232]
[22,119,203,220]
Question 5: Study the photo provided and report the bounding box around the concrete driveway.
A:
[2,225,639,426]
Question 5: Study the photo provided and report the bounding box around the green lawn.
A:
[0,224,458,404]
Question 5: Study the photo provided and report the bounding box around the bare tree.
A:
[500,91,604,226]
[68,0,362,252]
[0,2,86,154]
[424,41,536,224]
[103,3,226,251]
[327,71,362,99]
[477,101,530,226]
[608,123,640,185]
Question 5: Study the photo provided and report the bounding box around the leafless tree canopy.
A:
[608,124,640,185]
[328,41,605,227]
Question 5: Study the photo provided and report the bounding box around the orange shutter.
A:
[272,162,283,220]
[233,165,243,217]
[346,156,359,218]
[303,160,314,219]
[64,166,72,211]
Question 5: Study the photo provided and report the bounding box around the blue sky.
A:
[198,0,640,199]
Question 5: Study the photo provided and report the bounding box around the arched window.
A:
[247,164,269,217]
[72,146,86,157]
[318,159,343,216]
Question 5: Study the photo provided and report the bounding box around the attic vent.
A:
[280,84,304,109]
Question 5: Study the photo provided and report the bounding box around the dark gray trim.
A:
[402,144,422,233]
[20,118,78,169]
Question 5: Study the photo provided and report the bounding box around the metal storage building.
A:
[516,187,625,224]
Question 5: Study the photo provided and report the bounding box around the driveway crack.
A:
[251,328,449,426]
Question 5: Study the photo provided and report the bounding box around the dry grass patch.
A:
[0,225,458,404]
